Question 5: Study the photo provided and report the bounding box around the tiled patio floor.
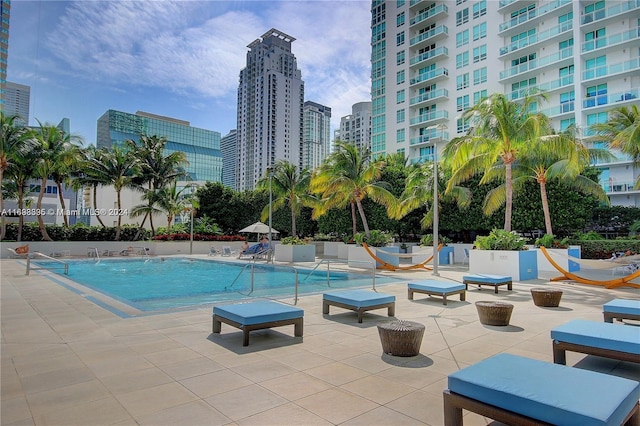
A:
[2,258,639,425]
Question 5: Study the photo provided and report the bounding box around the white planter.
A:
[274,244,316,262]
[347,246,375,269]
[451,243,474,264]
[469,249,538,281]
[536,246,581,272]
[338,244,351,260]
[323,241,344,258]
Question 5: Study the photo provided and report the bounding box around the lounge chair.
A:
[220,246,234,257]
[237,243,263,259]
[444,353,640,426]
[208,247,220,256]
[322,289,396,323]
[603,299,640,323]
[212,300,304,346]
[550,319,640,365]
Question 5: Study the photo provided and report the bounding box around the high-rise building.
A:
[220,129,237,189]
[96,109,222,184]
[372,0,640,205]
[5,81,29,125]
[337,101,372,150]
[302,101,331,170]
[0,0,10,108]
[236,28,305,191]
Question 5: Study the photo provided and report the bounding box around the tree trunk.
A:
[539,181,553,236]
[504,162,513,232]
[56,181,69,227]
[93,186,106,227]
[115,190,122,241]
[350,201,357,238]
[17,185,24,242]
[134,212,149,240]
[0,168,5,241]
[356,199,370,237]
[290,205,296,237]
[37,177,52,241]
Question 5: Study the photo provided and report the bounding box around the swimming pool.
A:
[38,258,398,312]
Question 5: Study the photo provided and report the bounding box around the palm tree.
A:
[0,113,34,240]
[31,122,83,241]
[310,141,396,237]
[5,148,38,241]
[442,92,549,232]
[591,104,640,188]
[156,181,197,233]
[256,160,315,237]
[130,189,164,236]
[76,146,111,228]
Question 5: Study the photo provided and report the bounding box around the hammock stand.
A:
[361,243,442,272]
[539,246,640,289]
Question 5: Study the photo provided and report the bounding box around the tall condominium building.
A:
[0,0,10,108]
[5,81,29,125]
[302,101,331,170]
[220,129,237,189]
[96,109,222,184]
[372,0,640,206]
[236,28,305,191]
[337,101,372,150]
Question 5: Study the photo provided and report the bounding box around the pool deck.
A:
[2,257,639,426]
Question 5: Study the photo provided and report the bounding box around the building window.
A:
[585,28,606,50]
[473,45,486,63]
[456,51,469,69]
[558,38,573,50]
[560,118,575,132]
[397,0,405,7]
[457,117,470,133]
[456,0,467,5]
[585,83,607,107]
[457,95,470,112]
[396,89,405,104]
[397,11,405,27]
[397,128,405,142]
[456,30,469,47]
[472,0,486,19]
[396,31,405,46]
[396,50,405,65]
[472,22,486,41]
[511,4,535,20]
[473,89,487,105]
[456,8,469,26]
[456,73,469,90]
[397,109,405,123]
[586,111,608,126]
[558,11,573,24]
[473,67,487,85]
[559,91,575,112]
[584,55,606,79]
[396,70,405,84]
[511,53,535,67]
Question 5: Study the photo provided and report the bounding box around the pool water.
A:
[38,258,396,311]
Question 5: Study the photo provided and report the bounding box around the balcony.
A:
[539,101,575,118]
[583,88,639,110]
[410,129,450,147]
[409,25,448,48]
[410,68,449,89]
[499,21,572,57]
[410,154,436,164]
[581,0,640,26]
[508,75,574,100]
[582,27,640,54]
[410,88,449,106]
[499,47,573,82]
[410,4,448,31]
[582,57,640,83]
[409,46,448,69]
[499,0,571,35]
[409,110,449,127]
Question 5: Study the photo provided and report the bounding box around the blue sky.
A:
[7,0,372,145]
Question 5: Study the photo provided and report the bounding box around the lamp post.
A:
[188,183,200,255]
[429,124,447,277]
[268,167,273,262]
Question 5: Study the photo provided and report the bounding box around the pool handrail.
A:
[26,252,69,276]
[303,259,377,291]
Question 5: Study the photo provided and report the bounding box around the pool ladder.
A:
[25,252,69,276]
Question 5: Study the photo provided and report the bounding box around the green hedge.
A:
[3,223,151,241]
[567,239,640,259]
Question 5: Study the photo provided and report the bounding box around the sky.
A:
[7,0,372,145]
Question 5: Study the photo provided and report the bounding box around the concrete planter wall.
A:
[451,243,474,264]
[469,249,538,281]
[274,244,316,262]
[347,245,375,269]
[536,246,581,272]
[323,241,344,258]
[410,246,435,264]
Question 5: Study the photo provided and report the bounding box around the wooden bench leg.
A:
[408,289,414,300]
[387,303,395,317]
[357,309,364,323]
[294,318,303,337]
[460,292,466,302]
[322,300,330,315]
[212,316,221,333]
[603,312,614,323]
[443,391,463,426]
[507,282,513,291]
[243,329,250,347]
[553,343,566,365]
[442,294,448,305]
[494,285,499,294]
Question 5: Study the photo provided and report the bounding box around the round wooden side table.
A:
[530,288,563,307]
[475,301,514,326]
[377,320,425,356]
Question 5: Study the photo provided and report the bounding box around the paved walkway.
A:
[1,258,638,425]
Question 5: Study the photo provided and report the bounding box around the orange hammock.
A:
[539,246,640,289]
[361,242,442,271]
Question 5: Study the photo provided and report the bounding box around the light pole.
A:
[429,124,447,277]
[188,183,200,255]
[268,167,273,262]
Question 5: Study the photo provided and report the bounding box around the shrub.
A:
[474,229,528,251]
[280,236,307,245]
[419,234,451,246]
[534,234,569,248]
[354,230,393,247]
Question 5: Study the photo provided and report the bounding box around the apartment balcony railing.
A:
[582,57,640,81]
[499,21,572,56]
[508,75,574,100]
[410,4,448,27]
[409,25,448,47]
[409,46,448,67]
[410,67,449,86]
[582,27,640,53]
[409,129,450,146]
[583,88,639,109]
[581,0,640,25]
[539,101,575,118]
[499,0,571,33]
[602,181,638,193]
[410,110,449,126]
[498,0,517,9]
[410,154,436,164]
[410,88,449,106]
[499,47,572,80]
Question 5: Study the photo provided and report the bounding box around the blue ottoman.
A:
[603,299,640,323]
[323,289,395,323]
[463,274,512,293]
[444,353,640,426]
[551,319,640,365]
[212,300,303,346]
[408,280,466,305]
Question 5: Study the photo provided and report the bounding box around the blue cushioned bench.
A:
[463,274,512,294]
[551,319,640,365]
[212,301,303,346]
[408,280,466,305]
[444,353,640,426]
[604,299,640,323]
[323,289,395,323]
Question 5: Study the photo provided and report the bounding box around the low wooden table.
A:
[377,320,425,356]
[530,288,563,307]
[475,301,514,326]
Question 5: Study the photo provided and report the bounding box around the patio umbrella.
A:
[239,221,279,235]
